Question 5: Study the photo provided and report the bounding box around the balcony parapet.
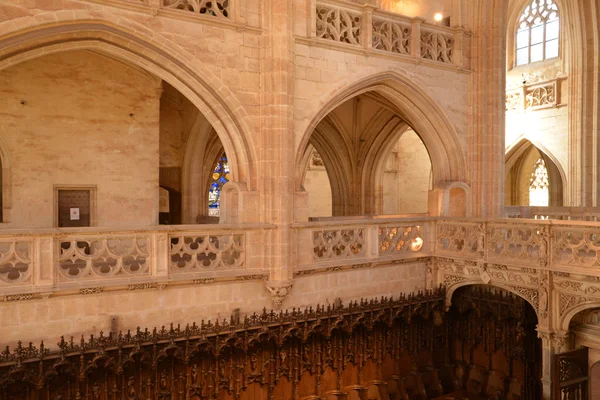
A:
[304,0,472,72]
[0,223,274,299]
[505,206,600,221]
[4,217,600,306]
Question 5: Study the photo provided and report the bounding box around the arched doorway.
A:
[0,18,258,228]
[299,92,434,217]
[505,139,565,206]
[296,71,467,218]
[446,285,542,399]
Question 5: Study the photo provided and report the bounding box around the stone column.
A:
[467,0,508,217]
[537,329,571,400]
[261,0,296,308]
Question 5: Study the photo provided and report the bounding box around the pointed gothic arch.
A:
[296,71,467,191]
[297,71,465,216]
[0,13,257,194]
[505,138,566,206]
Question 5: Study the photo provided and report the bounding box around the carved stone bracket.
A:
[265,280,294,310]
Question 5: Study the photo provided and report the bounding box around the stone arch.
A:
[445,281,540,321]
[296,71,467,192]
[182,121,225,223]
[505,137,566,206]
[0,12,257,192]
[559,301,600,332]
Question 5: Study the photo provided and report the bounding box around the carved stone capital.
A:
[264,280,294,311]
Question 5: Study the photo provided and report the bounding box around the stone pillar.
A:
[261,0,296,290]
[467,0,508,217]
[537,329,572,400]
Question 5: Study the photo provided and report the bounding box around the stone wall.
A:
[304,166,332,217]
[0,262,426,346]
[383,130,431,214]
[0,51,161,228]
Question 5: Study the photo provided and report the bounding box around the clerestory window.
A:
[515,0,559,66]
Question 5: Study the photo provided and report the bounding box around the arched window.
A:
[516,0,559,66]
[529,158,549,206]
[208,153,229,217]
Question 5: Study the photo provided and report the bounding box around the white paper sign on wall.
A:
[70,208,80,221]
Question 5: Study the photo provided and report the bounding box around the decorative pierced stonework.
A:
[372,17,411,55]
[436,221,479,257]
[505,91,522,110]
[58,236,150,281]
[0,240,31,285]
[3,293,34,302]
[487,223,541,263]
[313,228,365,261]
[162,0,230,18]
[552,226,600,268]
[128,283,153,291]
[378,225,424,255]
[193,278,215,285]
[420,30,453,63]
[559,293,588,317]
[79,287,103,295]
[170,233,244,272]
[316,5,363,46]
[525,83,556,109]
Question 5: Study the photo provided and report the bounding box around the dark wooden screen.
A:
[57,189,91,227]
[552,347,589,400]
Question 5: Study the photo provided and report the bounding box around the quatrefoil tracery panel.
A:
[58,237,150,280]
[0,241,32,285]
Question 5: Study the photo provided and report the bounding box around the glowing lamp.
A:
[434,13,443,22]
[410,237,424,252]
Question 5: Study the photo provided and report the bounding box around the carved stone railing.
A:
[294,217,432,270]
[505,206,600,221]
[162,0,231,18]
[505,78,565,111]
[0,224,270,296]
[313,1,469,69]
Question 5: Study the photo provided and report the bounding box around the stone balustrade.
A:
[314,0,469,69]
[505,206,600,221]
[4,217,600,297]
[0,224,271,297]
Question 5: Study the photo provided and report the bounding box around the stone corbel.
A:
[265,280,294,311]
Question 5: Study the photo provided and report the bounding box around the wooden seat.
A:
[404,371,427,400]
[506,377,522,400]
[484,370,506,399]
[419,366,444,398]
[466,365,488,395]
[365,380,388,400]
[386,375,409,400]
[322,390,348,400]
[344,384,367,400]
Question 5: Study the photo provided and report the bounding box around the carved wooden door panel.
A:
[57,189,91,227]
[552,347,588,400]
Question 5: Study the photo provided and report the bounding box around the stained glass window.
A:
[208,154,230,217]
[529,158,549,206]
[516,0,559,66]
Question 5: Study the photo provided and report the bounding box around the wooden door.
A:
[57,189,91,227]
[552,347,588,400]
